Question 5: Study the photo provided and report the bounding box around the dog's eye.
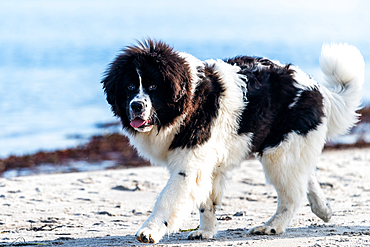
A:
[127,83,135,91]
[148,84,157,91]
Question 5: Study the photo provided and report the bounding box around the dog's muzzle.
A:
[129,100,155,132]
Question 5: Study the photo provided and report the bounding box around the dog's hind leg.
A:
[307,173,332,222]
[188,171,225,240]
[249,152,306,235]
[249,131,325,235]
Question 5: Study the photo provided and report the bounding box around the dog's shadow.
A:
[14,224,366,246]
[159,224,369,245]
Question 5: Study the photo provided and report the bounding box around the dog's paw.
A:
[248,225,284,235]
[135,227,162,243]
[188,229,216,240]
[311,201,332,223]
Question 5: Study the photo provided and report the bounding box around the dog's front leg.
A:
[136,168,207,243]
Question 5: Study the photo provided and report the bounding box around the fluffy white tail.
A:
[320,43,365,139]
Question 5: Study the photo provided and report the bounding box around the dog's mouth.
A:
[130,116,156,132]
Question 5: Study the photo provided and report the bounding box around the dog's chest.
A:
[127,128,177,166]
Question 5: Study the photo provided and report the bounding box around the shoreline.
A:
[2,105,370,178]
[1,131,370,179]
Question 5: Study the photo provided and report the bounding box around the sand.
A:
[1,148,370,246]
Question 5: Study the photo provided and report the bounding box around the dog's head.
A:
[102,39,192,133]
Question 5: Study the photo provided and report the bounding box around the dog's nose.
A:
[131,101,145,113]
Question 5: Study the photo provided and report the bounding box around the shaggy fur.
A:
[102,40,364,243]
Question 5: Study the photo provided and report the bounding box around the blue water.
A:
[1,0,369,157]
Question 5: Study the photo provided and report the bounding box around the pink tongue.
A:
[130,118,146,128]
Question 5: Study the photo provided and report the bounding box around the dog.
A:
[102,39,364,243]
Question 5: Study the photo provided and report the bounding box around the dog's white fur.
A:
[127,43,364,242]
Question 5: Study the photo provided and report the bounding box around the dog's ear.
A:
[140,39,191,104]
[164,71,189,103]
[101,62,122,116]
[159,55,191,104]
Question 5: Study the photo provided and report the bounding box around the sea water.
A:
[1,0,369,157]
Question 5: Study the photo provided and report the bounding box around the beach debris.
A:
[77,177,94,184]
[233,211,246,217]
[217,215,232,221]
[179,226,199,232]
[96,211,114,217]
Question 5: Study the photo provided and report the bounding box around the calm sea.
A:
[1,1,369,157]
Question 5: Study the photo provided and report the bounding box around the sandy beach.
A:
[1,148,369,246]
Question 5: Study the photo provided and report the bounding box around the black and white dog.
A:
[102,40,364,243]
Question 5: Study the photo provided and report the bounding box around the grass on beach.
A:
[0,133,149,176]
